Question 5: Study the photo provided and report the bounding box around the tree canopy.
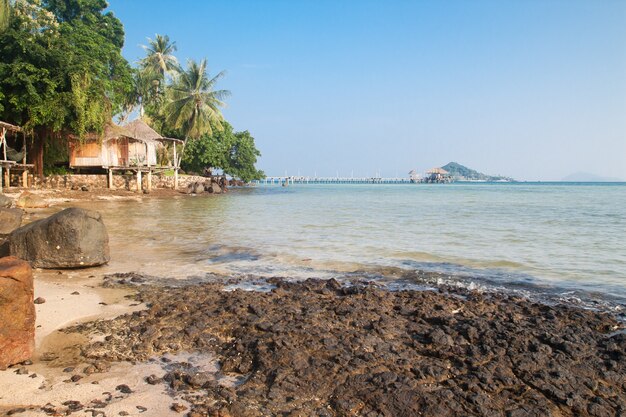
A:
[0,0,133,175]
[182,122,264,182]
[0,2,263,181]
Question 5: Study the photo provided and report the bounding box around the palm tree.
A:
[139,34,179,93]
[165,58,230,140]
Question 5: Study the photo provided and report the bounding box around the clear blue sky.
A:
[107,0,626,181]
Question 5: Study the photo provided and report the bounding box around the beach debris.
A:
[6,408,26,415]
[145,374,161,385]
[71,291,80,295]
[15,192,48,209]
[115,384,133,394]
[171,403,187,413]
[0,257,34,370]
[9,207,110,268]
[34,297,46,304]
[15,366,28,375]
[70,374,83,382]
[0,207,22,234]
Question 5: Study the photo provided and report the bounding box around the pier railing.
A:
[256,176,416,185]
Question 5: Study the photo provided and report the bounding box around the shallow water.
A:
[79,182,626,309]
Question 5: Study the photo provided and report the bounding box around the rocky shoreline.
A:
[41,275,624,417]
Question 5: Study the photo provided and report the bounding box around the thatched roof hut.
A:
[124,119,183,144]
[427,167,449,175]
[69,122,158,168]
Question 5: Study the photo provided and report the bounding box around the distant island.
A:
[561,172,624,182]
[440,162,514,182]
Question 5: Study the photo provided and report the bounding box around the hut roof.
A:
[0,121,22,132]
[124,119,183,143]
[124,119,162,141]
[103,123,134,141]
[70,123,135,142]
[427,167,449,175]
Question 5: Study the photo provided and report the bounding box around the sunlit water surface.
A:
[74,183,626,311]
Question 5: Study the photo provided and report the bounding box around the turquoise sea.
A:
[93,182,626,313]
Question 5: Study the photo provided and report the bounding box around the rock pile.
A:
[72,278,626,417]
[183,177,227,195]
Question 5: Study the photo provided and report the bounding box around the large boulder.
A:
[0,194,12,208]
[9,208,110,268]
[207,183,222,194]
[15,192,48,209]
[0,256,35,369]
[0,208,23,235]
[193,182,205,194]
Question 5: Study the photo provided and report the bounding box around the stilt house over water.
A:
[426,167,452,183]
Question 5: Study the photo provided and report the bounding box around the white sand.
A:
[0,272,189,416]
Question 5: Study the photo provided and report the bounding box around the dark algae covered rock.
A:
[72,278,626,417]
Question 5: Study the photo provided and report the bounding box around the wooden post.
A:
[136,169,142,192]
[173,142,178,190]
[0,164,3,193]
[108,169,114,189]
[4,167,10,189]
[145,142,151,192]
[22,141,28,187]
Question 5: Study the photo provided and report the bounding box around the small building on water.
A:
[425,167,452,183]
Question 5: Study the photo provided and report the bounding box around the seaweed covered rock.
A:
[9,208,110,268]
[0,256,35,369]
[0,208,22,235]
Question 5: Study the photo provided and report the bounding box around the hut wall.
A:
[127,140,157,166]
[69,140,106,167]
[69,138,157,168]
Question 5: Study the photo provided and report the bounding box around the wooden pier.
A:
[256,176,416,185]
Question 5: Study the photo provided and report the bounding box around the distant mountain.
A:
[561,172,623,182]
[441,162,514,182]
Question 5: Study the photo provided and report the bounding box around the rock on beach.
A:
[15,192,48,209]
[0,256,35,369]
[0,207,23,235]
[0,193,13,208]
[9,207,110,268]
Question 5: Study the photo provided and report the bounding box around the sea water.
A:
[89,182,626,311]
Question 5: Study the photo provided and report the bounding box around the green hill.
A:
[441,162,513,182]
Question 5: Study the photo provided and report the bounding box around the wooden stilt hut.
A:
[124,119,183,190]
[1,121,32,192]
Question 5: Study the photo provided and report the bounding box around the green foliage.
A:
[0,0,133,137]
[182,122,264,182]
[0,0,11,32]
[43,135,68,174]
